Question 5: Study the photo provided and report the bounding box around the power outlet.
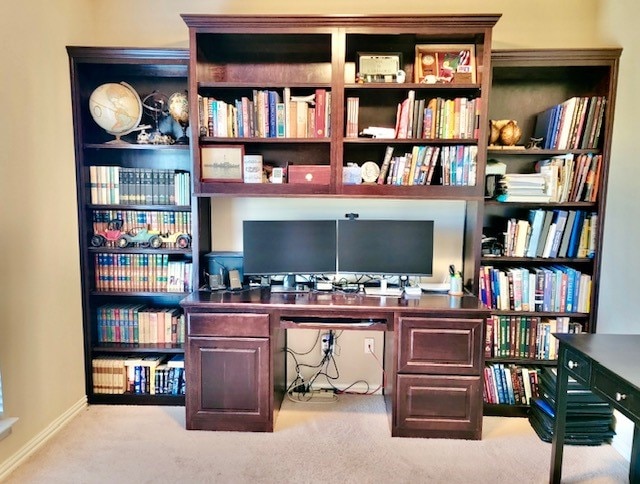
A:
[321,332,335,356]
[364,337,375,354]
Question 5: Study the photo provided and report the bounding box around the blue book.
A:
[567,210,585,258]
[526,209,546,257]
[268,90,280,138]
[492,364,507,404]
[235,99,244,137]
[549,105,563,149]
[534,106,556,149]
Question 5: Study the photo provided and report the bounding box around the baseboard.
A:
[0,396,87,481]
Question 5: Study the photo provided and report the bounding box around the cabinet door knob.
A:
[615,392,627,401]
[568,360,578,369]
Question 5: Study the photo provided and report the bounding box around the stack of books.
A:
[496,173,551,203]
[529,367,615,445]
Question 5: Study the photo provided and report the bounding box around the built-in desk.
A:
[180,288,489,439]
[551,334,640,483]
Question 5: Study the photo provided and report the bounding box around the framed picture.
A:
[201,145,244,182]
[414,44,476,84]
[357,52,403,83]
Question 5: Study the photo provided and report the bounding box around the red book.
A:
[314,89,326,137]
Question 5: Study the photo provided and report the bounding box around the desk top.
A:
[181,288,487,315]
[555,333,640,391]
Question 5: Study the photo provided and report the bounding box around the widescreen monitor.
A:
[243,220,337,276]
[337,219,434,276]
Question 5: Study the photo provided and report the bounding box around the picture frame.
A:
[357,52,403,83]
[201,145,245,182]
[414,44,476,84]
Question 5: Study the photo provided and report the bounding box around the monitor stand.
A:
[270,274,309,294]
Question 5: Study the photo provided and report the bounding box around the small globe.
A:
[168,91,189,144]
[168,92,189,123]
[89,82,143,143]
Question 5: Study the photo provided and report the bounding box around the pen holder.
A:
[449,275,463,296]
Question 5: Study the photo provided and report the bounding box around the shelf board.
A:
[343,138,477,145]
[483,403,530,417]
[88,247,193,255]
[489,310,589,318]
[487,148,602,156]
[88,204,191,211]
[198,81,332,89]
[84,143,189,151]
[345,82,481,90]
[485,357,557,366]
[484,200,596,208]
[91,291,190,297]
[195,182,334,197]
[481,256,593,264]
[88,393,185,406]
[92,343,184,353]
[200,137,330,144]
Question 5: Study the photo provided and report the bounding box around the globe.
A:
[168,91,189,144]
[89,82,143,143]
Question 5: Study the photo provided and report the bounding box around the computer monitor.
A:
[243,220,337,289]
[337,219,434,276]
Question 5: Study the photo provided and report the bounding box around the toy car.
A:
[90,219,124,247]
[116,226,162,248]
[158,232,191,249]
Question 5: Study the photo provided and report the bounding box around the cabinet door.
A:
[397,316,484,375]
[395,374,483,439]
[186,336,271,431]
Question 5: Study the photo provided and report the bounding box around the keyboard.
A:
[364,287,403,297]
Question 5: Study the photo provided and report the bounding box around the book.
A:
[377,146,394,184]
[548,210,569,258]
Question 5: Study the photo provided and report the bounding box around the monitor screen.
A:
[243,220,337,275]
[337,220,434,276]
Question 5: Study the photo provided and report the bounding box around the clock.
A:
[361,161,380,183]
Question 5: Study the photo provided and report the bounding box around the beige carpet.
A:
[3,395,630,483]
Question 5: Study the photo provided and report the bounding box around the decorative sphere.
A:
[168,91,189,125]
[89,82,142,137]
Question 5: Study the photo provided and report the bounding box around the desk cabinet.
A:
[186,312,272,431]
[394,316,484,439]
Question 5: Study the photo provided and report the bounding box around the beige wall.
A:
[2,0,639,471]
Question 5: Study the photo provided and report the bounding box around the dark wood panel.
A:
[188,312,270,337]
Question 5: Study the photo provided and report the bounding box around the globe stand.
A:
[105,133,132,145]
[174,123,189,145]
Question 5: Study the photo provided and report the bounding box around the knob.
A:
[615,392,627,401]
[568,360,578,369]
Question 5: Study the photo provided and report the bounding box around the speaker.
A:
[204,251,244,289]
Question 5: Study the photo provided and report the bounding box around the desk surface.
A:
[181,288,487,313]
[554,333,640,391]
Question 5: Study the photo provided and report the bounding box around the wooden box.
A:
[288,165,331,185]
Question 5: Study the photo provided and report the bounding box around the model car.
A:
[158,232,191,249]
[90,219,124,247]
[116,226,162,248]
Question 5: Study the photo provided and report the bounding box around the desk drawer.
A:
[592,368,640,421]
[188,313,269,337]
[562,347,592,385]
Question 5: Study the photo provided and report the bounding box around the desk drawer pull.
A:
[615,392,627,401]
[568,360,578,369]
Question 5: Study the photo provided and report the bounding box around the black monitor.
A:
[337,219,434,276]
[243,220,337,288]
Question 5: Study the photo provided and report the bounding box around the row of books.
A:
[94,253,193,293]
[89,166,191,206]
[198,88,331,139]
[540,153,602,203]
[395,93,481,140]
[533,96,606,150]
[484,364,540,406]
[485,315,582,360]
[92,210,191,242]
[479,265,592,313]
[92,354,184,395]
[501,209,596,259]
[375,144,477,186]
[97,305,185,345]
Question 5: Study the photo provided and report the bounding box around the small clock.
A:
[361,161,380,183]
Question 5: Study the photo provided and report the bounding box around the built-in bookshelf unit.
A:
[481,49,621,417]
[67,47,203,405]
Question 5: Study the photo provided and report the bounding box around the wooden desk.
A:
[180,289,488,439]
[551,333,640,483]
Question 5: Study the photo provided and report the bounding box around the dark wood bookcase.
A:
[67,47,203,405]
[481,49,621,417]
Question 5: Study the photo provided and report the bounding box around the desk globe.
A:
[89,82,143,144]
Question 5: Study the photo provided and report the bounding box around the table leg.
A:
[550,344,570,484]
[631,423,639,484]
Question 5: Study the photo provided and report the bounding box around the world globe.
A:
[89,82,143,143]
[168,91,189,144]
